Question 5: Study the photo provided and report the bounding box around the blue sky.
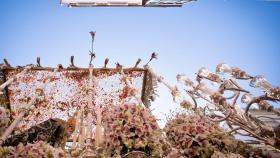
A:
[1,0,280,126]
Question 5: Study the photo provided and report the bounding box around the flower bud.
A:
[216,63,232,74]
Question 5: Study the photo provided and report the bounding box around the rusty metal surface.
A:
[4,69,145,134]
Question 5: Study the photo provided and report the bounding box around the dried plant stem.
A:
[78,106,85,147]
[0,98,36,146]
[227,127,242,134]
[231,92,240,107]
[145,67,173,91]
[0,68,55,146]
[72,109,81,149]
[86,66,94,146]
[245,94,280,117]
[147,67,197,110]
[120,68,146,108]
[228,118,266,142]
[0,67,30,91]
[95,107,102,147]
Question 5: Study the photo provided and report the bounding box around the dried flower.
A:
[268,87,280,99]
[103,104,163,157]
[145,52,158,66]
[197,66,222,82]
[164,112,237,157]
[0,141,65,158]
[231,67,250,79]
[198,67,210,78]
[0,107,10,136]
[250,75,272,91]
[89,31,96,40]
[258,100,273,111]
[216,63,232,74]
[151,52,158,60]
[134,58,141,68]
[171,86,183,104]
[176,74,193,86]
[211,151,244,158]
[210,93,227,106]
[241,94,254,104]
[180,100,193,109]
[104,58,109,68]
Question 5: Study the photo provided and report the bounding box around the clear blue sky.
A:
[1,0,280,126]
